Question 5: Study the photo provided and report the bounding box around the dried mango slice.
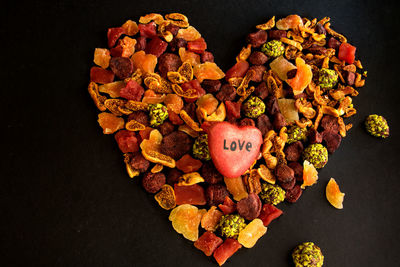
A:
[169,204,205,241]
[224,177,248,201]
[178,172,205,186]
[142,149,176,168]
[139,13,164,25]
[202,102,226,122]
[238,219,267,248]
[165,13,189,28]
[125,119,146,131]
[326,178,345,209]
[301,160,319,189]
[256,16,275,30]
[155,184,176,210]
[193,62,225,83]
[180,110,203,132]
[99,81,124,98]
[201,206,223,232]
[97,112,125,134]
[257,164,276,184]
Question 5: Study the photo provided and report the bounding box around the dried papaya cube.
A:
[258,203,283,226]
[138,22,157,38]
[187,38,207,54]
[164,94,184,113]
[176,154,203,173]
[131,51,158,74]
[107,27,126,48]
[213,238,242,266]
[237,218,267,248]
[145,37,168,57]
[169,204,204,241]
[97,112,124,134]
[193,62,225,83]
[224,176,248,201]
[90,67,114,84]
[121,20,139,36]
[154,184,176,210]
[225,60,249,80]
[174,184,206,205]
[194,231,223,257]
[99,81,125,98]
[119,36,137,58]
[93,48,111,69]
[201,206,223,232]
[176,26,201,41]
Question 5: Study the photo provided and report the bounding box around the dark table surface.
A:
[2,0,400,266]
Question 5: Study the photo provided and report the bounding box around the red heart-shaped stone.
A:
[208,122,263,178]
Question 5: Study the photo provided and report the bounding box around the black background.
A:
[2,0,400,266]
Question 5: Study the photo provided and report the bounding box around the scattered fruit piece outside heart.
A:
[89,13,368,265]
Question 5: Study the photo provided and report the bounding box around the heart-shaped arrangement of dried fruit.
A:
[88,13,366,266]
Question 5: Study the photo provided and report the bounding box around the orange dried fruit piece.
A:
[196,93,219,115]
[176,154,203,173]
[286,57,313,96]
[237,218,267,248]
[193,62,225,83]
[178,124,199,138]
[179,47,201,66]
[176,26,201,41]
[178,172,205,186]
[142,149,176,168]
[98,81,125,98]
[97,112,125,134]
[178,61,194,81]
[164,94,184,113]
[155,184,176,210]
[224,177,248,201]
[88,82,106,111]
[203,102,226,122]
[180,110,203,132]
[139,13,164,25]
[140,129,163,152]
[169,204,205,241]
[119,36,137,58]
[93,48,111,69]
[131,51,157,74]
[167,71,187,84]
[201,206,223,232]
[151,163,164,173]
[257,164,276,184]
[326,178,345,209]
[121,20,139,36]
[301,160,319,189]
[125,119,146,131]
[142,89,166,104]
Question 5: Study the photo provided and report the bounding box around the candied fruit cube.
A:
[194,231,223,256]
[115,130,139,153]
[90,67,114,84]
[213,238,242,266]
[174,184,206,205]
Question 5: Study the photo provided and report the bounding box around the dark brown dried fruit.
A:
[128,111,149,126]
[201,79,221,93]
[327,37,341,50]
[201,161,224,184]
[135,36,147,51]
[320,115,340,133]
[130,152,150,173]
[206,184,229,206]
[307,128,322,144]
[316,23,327,35]
[160,131,193,160]
[142,172,166,193]
[256,114,273,136]
[239,118,255,127]
[249,65,267,83]
[268,30,287,40]
[284,141,304,162]
[183,102,197,120]
[166,168,183,185]
[246,30,268,48]
[273,112,287,131]
[237,193,262,221]
[248,51,269,65]
[165,23,180,36]
[275,164,295,183]
[286,69,297,79]
[170,37,187,52]
[109,57,134,79]
[322,130,342,153]
[158,53,182,77]
[279,176,296,190]
[201,51,215,63]
[253,81,269,100]
[158,121,175,136]
[265,96,281,116]
[216,84,237,102]
[285,185,302,203]
[287,161,303,182]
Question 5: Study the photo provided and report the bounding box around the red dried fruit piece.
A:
[213,238,242,266]
[246,30,268,48]
[285,185,303,203]
[187,38,207,54]
[138,22,157,38]
[218,196,236,215]
[109,57,134,79]
[90,67,115,84]
[168,109,184,125]
[181,79,206,103]
[115,130,139,153]
[119,36,137,58]
[201,121,219,133]
[174,184,206,205]
[338,42,356,64]
[107,27,126,48]
[194,231,223,257]
[139,127,153,140]
[110,45,123,57]
[258,203,283,226]
[225,60,249,80]
[145,37,168,57]
[225,101,241,119]
[176,154,203,173]
[120,80,145,101]
[135,36,147,51]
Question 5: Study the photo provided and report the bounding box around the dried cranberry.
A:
[239,118,255,127]
[166,168,183,185]
[307,128,323,144]
[344,71,355,86]
[322,130,342,153]
[170,37,187,52]
[327,37,341,50]
[320,115,340,133]
[316,23,327,35]
[158,53,182,77]
[265,96,280,116]
[182,102,196,120]
[273,113,287,131]
[160,131,193,160]
[158,121,175,136]
[165,24,180,36]
[110,45,123,57]
[275,164,295,183]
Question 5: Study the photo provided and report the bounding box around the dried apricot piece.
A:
[326,178,345,209]
[201,206,223,232]
[176,154,203,173]
[155,184,176,210]
[164,94,184,113]
[121,20,139,36]
[94,48,111,69]
[193,62,225,83]
[97,112,124,134]
[98,81,125,98]
[257,164,276,184]
[176,26,201,41]
[224,177,248,201]
[237,218,267,248]
[131,50,158,73]
[169,204,205,241]
[174,184,206,205]
[301,160,319,189]
[179,47,201,66]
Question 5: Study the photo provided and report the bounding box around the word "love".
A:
[223,139,253,152]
